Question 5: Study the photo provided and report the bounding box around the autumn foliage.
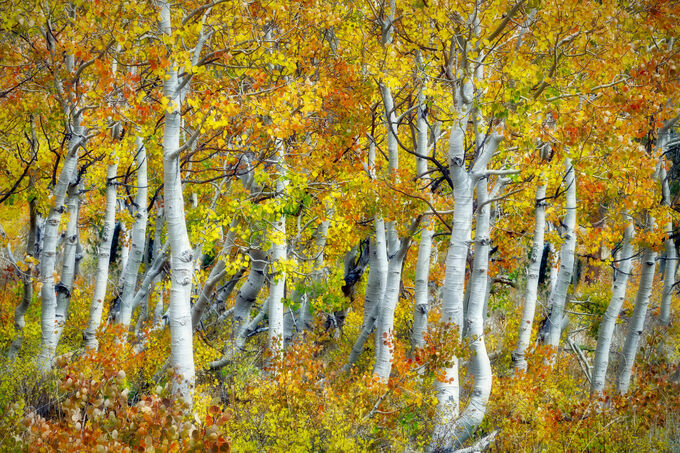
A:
[1,0,680,451]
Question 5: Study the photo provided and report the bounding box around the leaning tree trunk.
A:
[37,118,81,372]
[590,218,634,396]
[512,182,547,372]
[152,207,165,328]
[116,137,149,328]
[616,224,657,394]
[190,217,239,330]
[546,158,577,349]
[232,248,267,342]
[83,159,119,350]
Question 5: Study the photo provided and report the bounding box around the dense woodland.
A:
[0,0,679,451]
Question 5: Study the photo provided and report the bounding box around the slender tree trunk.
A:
[130,242,169,324]
[412,218,434,351]
[83,159,119,350]
[411,61,433,352]
[268,142,287,360]
[616,229,657,394]
[363,229,388,330]
[118,221,130,282]
[191,217,239,329]
[344,219,388,370]
[298,219,330,332]
[53,182,82,345]
[546,158,577,348]
[449,175,493,448]
[37,118,81,372]
[591,218,634,396]
[373,233,410,380]
[7,198,38,360]
[512,183,547,372]
[659,164,675,325]
[232,249,267,339]
[116,138,148,327]
[152,208,165,328]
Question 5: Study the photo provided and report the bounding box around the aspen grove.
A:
[1,0,680,451]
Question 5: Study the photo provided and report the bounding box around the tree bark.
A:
[159,0,195,402]
[152,207,165,328]
[83,159,119,350]
[616,228,657,394]
[117,138,149,327]
[512,183,547,372]
[546,158,577,348]
[591,218,634,396]
[268,141,287,361]
[449,176,493,448]
[53,182,82,345]
[344,218,388,371]
[373,232,411,380]
[7,198,38,360]
[433,79,474,438]
[191,217,239,329]
[37,117,81,372]
[659,163,675,325]
[412,218,434,350]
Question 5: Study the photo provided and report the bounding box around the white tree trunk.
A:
[130,242,169,323]
[37,118,81,372]
[159,0,195,402]
[152,208,165,327]
[449,174,493,448]
[412,63,433,351]
[83,159,119,350]
[512,183,547,372]
[298,219,330,332]
[53,182,82,345]
[616,231,657,394]
[659,163,675,325]
[433,90,473,436]
[590,218,634,396]
[232,249,267,342]
[118,221,130,281]
[191,217,239,329]
[363,226,388,330]
[117,137,148,327]
[268,142,287,360]
[412,218,434,350]
[373,234,410,380]
[546,158,577,348]
[548,240,559,294]
[7,198,38,360]
[345,218,388,370]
